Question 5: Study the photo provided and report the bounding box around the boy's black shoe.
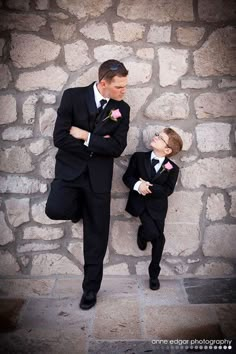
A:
[137,226,147,251]
[149,278,160,290]
[79,291,97,310]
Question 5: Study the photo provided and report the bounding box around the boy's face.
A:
[150,131,172,156]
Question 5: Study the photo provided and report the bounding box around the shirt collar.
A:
[151,151,165,165]
[93,82,110,108]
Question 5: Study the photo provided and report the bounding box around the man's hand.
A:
[70,126,89,141]
[138,178,153,196]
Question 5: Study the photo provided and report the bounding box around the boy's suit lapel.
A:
[152,157,169,181]
[144,152,153,179]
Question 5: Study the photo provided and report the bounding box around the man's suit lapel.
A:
[85,83,97,131]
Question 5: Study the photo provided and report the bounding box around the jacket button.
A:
[90,152,93,157]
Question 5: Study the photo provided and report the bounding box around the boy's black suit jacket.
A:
[123,151,179,231]
[53,83,130,193]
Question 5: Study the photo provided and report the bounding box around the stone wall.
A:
[0,0,235,279]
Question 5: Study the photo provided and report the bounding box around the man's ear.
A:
[165,147,172,156]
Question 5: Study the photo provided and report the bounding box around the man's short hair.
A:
[98,59,128,82]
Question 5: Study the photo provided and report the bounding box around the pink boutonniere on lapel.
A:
[160,161,173,174]
[103,108,122,122]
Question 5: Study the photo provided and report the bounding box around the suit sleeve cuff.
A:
[133,181,142,194]
[84,132,91,147]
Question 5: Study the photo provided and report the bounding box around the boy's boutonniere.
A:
[160,161,173,174]
[103,109,122,122]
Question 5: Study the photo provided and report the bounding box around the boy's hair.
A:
[98,59,128,82]
[164,128,183,157]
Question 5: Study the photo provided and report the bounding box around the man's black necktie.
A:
[151,158,159,177]
[97,99,107,115]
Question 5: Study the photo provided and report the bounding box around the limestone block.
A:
[5,198,30,227]
[35,0,49,10]
[39,108,57,137]
[176,27,205,46]
[29,139,50,155]
[31,253,81,275]
[164,223,200,256]
[22,94,38,124]
[122,126,140,156]
[203,224,236,258]
[124,87,152,121]
[166,191,203,224]
[32,200,64,225]
[147,25,171,43]
[181,157,236,189]
[0,250,20,275]
[71,223,83,239]
[143,125,192,151]
[20,256,30,267]
[24,228,62,243]
[0,38,5,56]
[0,12,46,31]
[229,191,236,217]
[69,66,99,88]
[111,198,128,216]
[6,0,30,10]
[2,127,33,141]
[194,90,236,118]
[111,220,151,257]
[56,0,112,19]
[0,176,46,194]
[113,22,145,42]
[195,262,234,276]
[18,243,60,253]
[198,0,236,22]
[0,211,14,245]
[218,79,236,88]
[41,93,56,104]
[145,93,189,120]
[16,66,68,91]
[136,48,154,60]
[181,78,212,89]
[196,123,231,152]
[49,12,68,20]
[0,279,54,297]
[24,226,63,240]
[158,48,188,87]
[94,44,133,62]
[124,61,152,85]
[111,163,127,193]
[194,27,236,76]
[80,21,111,41]
[39,152,56,179]
[0,64,12,89]
[104,263,129,275]
[51,22,76,41]
[0,95,17,125]
[206,193,227,221]
[0,146,34,173]
[11,34,60,68]
[67,241,109,264]
[117,0,193,22]
[64,40,91,71]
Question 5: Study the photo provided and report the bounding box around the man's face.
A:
[150,131,171,155]
[102,75,128,101]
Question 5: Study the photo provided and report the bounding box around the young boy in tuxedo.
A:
[123,128,183,290]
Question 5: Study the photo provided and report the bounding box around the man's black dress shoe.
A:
[79,291,97,310]
[137,226,147,251]
[149,278,160,290]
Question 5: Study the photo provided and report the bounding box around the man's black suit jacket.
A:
[123,151,179,232]
[53,83,130,193]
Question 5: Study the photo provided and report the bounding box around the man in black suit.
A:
[123,128,183,290]
[46,60,130,309]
